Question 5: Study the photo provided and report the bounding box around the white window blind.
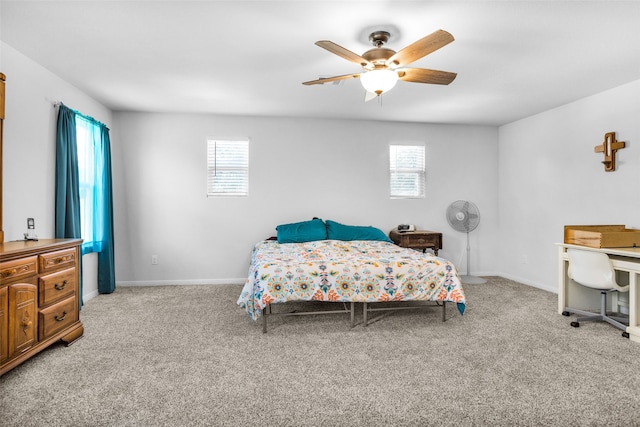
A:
[389,144,425,199]
[207,139,249,197]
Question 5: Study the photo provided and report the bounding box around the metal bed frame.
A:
[261,301,355,333]
[363,301,447,326]
[260,300,450,332]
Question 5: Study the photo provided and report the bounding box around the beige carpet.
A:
[1,277,640,426]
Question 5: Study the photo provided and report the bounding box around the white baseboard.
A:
[116,278,246,287]
[82,289,100,303]
[497,272,557,294]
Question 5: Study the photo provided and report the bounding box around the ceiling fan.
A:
[303,29,457,97]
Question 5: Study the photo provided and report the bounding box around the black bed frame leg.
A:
[350,302,355,327]
[363,302,368,326]
[262,307,267,333]
[442,301,446,322]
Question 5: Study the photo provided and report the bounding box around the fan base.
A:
[460,275,486,285]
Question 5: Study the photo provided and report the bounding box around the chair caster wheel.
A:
[570,321,580,328]
[622,332,630,339]
[562,311,570,317]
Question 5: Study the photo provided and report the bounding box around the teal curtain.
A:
[55,105,81,239]
[97,125,115,293]
[55,103,116,302]
[55,104,83,305]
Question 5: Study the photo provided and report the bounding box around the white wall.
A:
[3,38,499,293]
[6,34,639,296]
[1,42,113,301]
[112,112,499,284]
[498,79,640,292]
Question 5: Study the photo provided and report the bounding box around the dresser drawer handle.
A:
[417,239,425,244]
[22,318,33,332]
[2,268,18,278]
[54,280,68,291]
[1,264,32,279]
[55,311,68,322]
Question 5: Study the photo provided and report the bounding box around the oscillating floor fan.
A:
[446,200,486,284]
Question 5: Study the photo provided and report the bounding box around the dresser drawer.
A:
[39,268,76,307]
[39,296,77,340]
[39,248,77,274]
[0,256,38,283]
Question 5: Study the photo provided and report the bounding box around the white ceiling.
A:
[1,0,639,126]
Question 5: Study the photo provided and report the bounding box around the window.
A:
[389,144,425,199]
[55,103,116,294]
[207,139,249,197]
[76,115,103,253]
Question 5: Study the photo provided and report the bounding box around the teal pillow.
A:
[325,220,392,243]
[276,218,327,243]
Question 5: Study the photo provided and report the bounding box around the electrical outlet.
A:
[151,255,158,265]
[522,254,528,264]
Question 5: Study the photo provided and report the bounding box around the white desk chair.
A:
[563,248,630,338]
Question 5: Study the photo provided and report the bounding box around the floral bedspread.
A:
[237,240,467,320]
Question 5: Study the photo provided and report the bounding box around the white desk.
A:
[557,243,640,343]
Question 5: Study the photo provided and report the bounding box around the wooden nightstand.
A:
[389,229,443,256]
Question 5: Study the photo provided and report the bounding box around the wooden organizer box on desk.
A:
[564,225,640,248]
[0,238,84,376]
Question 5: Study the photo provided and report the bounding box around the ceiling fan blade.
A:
[315,40,372,67]
[397,68,457,85]
[302,73,361,86]
[388,29,454,67]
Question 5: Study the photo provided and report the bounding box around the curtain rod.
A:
[53,101,109,131]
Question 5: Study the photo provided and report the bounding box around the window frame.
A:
[389,144,426,199]
[206,138,250,197]
[75,114,101,254]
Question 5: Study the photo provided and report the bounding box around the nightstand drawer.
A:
[403,234,440,246]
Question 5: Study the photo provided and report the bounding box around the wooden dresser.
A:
[0,239,83,375]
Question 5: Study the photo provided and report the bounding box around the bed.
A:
[237,219,467,332]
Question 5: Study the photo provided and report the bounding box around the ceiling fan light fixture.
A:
[360,69,398,95]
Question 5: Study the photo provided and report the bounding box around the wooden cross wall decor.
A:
[594,131,625,172]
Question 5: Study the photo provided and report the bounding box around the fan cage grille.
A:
[446,200,480,233]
